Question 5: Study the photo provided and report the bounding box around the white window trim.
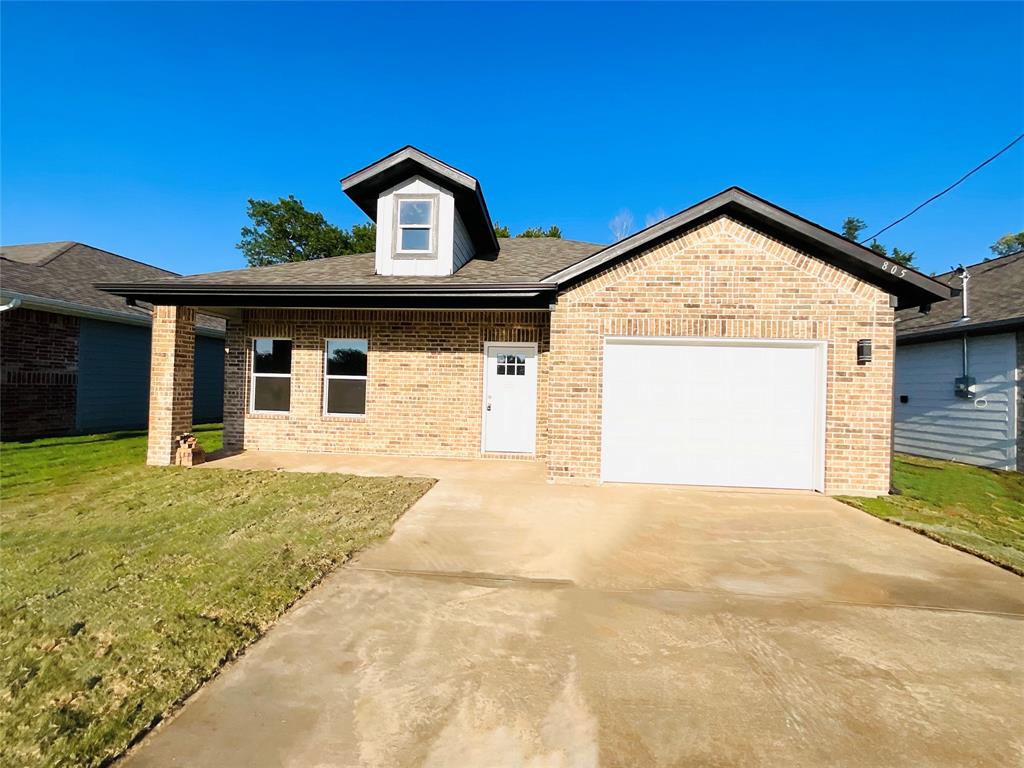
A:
[394,196,436,257]
[323,338,369,418]
[250,337,292,415]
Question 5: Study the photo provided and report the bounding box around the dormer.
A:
[341,146,499,277]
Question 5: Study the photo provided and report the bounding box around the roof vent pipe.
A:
[952,265,970,320]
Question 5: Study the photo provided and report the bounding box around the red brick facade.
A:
[149,217,897,495]
[0,308,79,439]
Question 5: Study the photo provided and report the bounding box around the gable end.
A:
[547,187,949,310]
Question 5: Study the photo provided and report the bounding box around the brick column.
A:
[147,305,196,466]
[222,316,246,452]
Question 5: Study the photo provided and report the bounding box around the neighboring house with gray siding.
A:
[894,250,1023,471]
[0,241,225,439]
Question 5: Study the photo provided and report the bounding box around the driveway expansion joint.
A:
[345,564,576,589]
[343,565,1024,618]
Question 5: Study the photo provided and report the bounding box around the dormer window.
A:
[395,196,436,257]
[343,147,499,276]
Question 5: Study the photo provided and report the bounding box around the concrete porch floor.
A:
[200,448,547,484]
[121,449,1024,767]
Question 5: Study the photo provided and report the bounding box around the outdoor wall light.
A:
[857,339,872,365]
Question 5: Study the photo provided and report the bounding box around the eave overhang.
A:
[896,316,1024,345]
[0,288,226,336]
[341,146,500,257]
[546,187,952,310]
[96,282,557,310]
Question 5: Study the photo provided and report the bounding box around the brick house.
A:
[101,147,949,495]
[0,241,225,439]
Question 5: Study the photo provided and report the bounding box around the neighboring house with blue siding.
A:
[0,241,224,439]
[893,250,1023,471]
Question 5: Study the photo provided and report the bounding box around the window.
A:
[251,339,291,413]
[496,353,526,376]
[324,339,368,416]
[396,198,433,254]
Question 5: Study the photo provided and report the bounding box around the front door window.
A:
[496,353,526,376]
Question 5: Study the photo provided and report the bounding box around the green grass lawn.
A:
[0,426,434,767]
[840,453,1024,575]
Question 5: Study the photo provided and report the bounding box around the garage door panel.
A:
[601,340,823,490]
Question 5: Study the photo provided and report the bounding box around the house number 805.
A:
[880,261,907,278]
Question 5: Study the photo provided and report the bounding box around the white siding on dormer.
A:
[374,176,460,276]
[453,210,474,273]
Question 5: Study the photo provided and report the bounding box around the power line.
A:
[861,132,1024,243]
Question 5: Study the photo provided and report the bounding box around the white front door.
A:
[483,344,538,453]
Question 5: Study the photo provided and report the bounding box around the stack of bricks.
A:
[174,433,206,467]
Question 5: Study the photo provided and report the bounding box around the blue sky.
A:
[2,2,1022,276]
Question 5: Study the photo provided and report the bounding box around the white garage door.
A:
[601,338,826,490]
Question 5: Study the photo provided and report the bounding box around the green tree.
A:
[238,196,376,267]
[347,222,377,254]
[889,247,916,267]
[493,223,511,238]
[516,225,562,238]
[990,231,1024,257]
[842,217,867,241]
[840,216,916,268]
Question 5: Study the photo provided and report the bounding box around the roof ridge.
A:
[928,248,1024,280]
[180,252,376,278]
[497,237,603,247]
[66,243,181,275]
[962,248,1024,272]
[1,241,180,274]
[0,239,76,248]
[0,240,77,266]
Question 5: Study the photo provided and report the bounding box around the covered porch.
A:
[140,303,551,468]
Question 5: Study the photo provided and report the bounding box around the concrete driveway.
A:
[123,454,1024,768]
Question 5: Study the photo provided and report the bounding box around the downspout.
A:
[0,297,22,313]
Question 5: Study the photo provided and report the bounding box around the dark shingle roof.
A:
[99,187,953,312]
[895,250,1024,340]
[1,242,225,333]
[107,237,603,288]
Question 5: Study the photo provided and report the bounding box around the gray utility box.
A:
[954,375,976,399]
